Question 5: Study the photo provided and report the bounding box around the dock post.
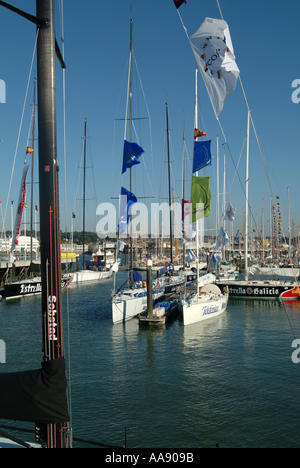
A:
[146,259,153,318]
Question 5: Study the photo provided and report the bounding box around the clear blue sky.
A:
[0,0,299,240]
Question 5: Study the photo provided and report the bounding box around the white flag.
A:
[111,261,119,273]
[189,18,239,118]
[224,201,237,222]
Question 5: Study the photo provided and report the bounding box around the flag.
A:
[193,140,212,173]
[24,203,28,208]
[117,239,125,253]
[194,128,206,139]
[72,212,76,218]
[111,261,119,273]
[189,18,239,118]
[191,176,211,222]
[187,249,196,263]
[215,226,230,250]
[224,201,237,222]
[35,205,39,211]
[118,187,138,236]
[122,140,144,174]
[26,146,34,154]
[182,199,192,237]
[173,0,187,9]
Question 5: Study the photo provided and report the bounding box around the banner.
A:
[118,187,138,236]
[122,140,144,174]
[193,140,212,173]
[191,176,211,222]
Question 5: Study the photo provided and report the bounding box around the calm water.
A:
[1,271,300,448]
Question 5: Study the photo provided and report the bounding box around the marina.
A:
[1,0,300,450]
[1,271,300,448]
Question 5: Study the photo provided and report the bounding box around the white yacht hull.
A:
[182,293,228,326]
[112,289,165,324]
[72,269,112,283]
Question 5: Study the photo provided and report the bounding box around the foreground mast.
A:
[0,0,69,449]
[36,0,69,448]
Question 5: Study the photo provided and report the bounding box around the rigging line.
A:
[131,121,155,199]
[58,0,73,443]
[228,136,246,197]
[132,51,155,187]
[2,28,39,237]
[215,0,291,248]
[124,49,132,141]
[217,118,260,234]
[176,9,189,39]
[216,0,224,20]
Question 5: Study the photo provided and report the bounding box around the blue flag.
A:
[122,140,144,174]
[193,140,212,173]
[118,187,138,236]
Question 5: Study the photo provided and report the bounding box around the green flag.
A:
[191,176,211,222]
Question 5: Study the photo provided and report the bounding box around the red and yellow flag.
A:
[194,128,207,139]
[26,146,34,154]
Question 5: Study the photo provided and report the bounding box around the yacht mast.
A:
[166,101,173,264]
[245,110,250,277]
[36,0,68,447]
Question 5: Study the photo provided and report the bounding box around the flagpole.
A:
[245,110,250,279]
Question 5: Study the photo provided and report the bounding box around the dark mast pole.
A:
[36,0,68,448]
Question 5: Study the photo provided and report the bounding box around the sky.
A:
[0,0,300,241]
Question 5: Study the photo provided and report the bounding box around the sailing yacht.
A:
[71,119,112,283]
[2,82,72,300]
[182,274,229,326]
[180,69,229,325]
[214,112,300,300]
[111,19,165,323]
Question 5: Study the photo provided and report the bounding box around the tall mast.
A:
[30,77,36,270]
[129,18,134,287]
[36,0,68,447]
[0,0,69,448]
[194,69,199,292]
[245,110,250,277]
[83,118,87,270]
[166,101,173,264]
[182,120,186,270]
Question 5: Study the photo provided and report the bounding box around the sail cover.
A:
[0,357,70,424]
[189,18,239,118]
[11,164,29,252]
